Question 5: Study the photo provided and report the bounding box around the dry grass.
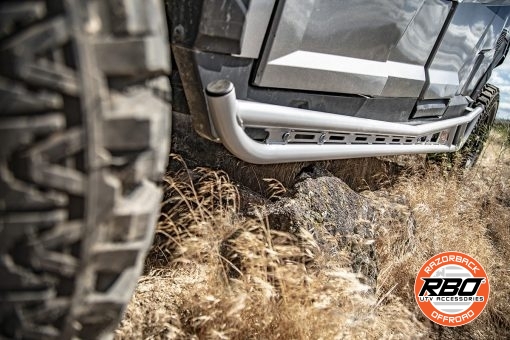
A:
[116,129,509,339]
[116,156,423,339]
[373,128,510,339]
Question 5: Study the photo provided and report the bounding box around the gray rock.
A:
[265,165,378,286]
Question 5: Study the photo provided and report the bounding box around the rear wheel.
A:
[427,84,499,169]
[462,84,499,168]
[0,0,170,338]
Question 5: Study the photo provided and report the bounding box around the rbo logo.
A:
[414,251,489,327]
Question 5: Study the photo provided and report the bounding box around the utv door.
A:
[255,0,509,100]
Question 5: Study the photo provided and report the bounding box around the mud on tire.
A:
[0,1,170,338]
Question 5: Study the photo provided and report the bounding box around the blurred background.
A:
[491,58,510,120]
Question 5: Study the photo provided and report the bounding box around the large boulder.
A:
[265,165,378,286]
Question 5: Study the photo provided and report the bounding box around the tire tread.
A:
[0,1,170,338]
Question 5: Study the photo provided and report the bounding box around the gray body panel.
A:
[254,0,509,99]
[425,4,510,98]
[170,0,510,142]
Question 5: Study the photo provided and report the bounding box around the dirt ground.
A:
[115,126,510,339]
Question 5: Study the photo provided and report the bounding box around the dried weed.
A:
[117,129,509,340]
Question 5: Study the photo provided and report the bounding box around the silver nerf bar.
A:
[205,80,483,165]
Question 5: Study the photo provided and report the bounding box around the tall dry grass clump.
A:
[116,156,424,339]
[374,128,510,339]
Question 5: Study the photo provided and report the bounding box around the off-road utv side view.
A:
[1,0,509,338]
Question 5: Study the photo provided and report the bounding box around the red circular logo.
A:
[414,251,489,327]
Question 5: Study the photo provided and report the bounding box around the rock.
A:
[265,165,378,286]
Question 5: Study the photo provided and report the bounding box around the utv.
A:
[1,0,509,338]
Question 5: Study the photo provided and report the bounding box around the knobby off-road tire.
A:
[427,84,499,169]
[462,83,499,168]
[0,1,171,338]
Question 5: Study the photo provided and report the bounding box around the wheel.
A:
[0,1,171,338]
[461,84,499,168]
[426,84,499,169]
